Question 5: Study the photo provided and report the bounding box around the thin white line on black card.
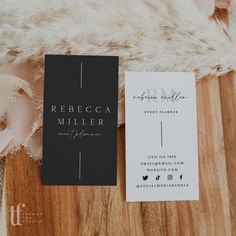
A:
[80,61,83,89]
[79,151,82,179]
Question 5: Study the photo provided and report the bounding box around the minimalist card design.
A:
[125,72,198,201]
[43,55,118,185]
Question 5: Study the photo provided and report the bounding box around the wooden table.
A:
[0,72,234,236]
[0,9,235,236]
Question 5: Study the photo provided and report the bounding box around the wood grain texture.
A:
[2,74,235,236]
[197,76,231,236]
[219,72,236,235]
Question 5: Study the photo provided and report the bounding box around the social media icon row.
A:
[142,175,183,181]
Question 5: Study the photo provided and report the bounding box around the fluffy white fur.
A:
[0,0,236,98]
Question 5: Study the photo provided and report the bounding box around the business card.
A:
[43,55,118,185]
[125,72,198,201]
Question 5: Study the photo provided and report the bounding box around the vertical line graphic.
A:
[80,61,83,89]
[161,121,163,148]
[79,151,82,180]
[79,62,83,180]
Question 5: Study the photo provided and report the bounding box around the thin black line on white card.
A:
[160,121,163,148]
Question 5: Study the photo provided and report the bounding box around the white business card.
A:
[125,72,199,202]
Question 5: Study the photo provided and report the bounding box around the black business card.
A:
[42,55,118,185]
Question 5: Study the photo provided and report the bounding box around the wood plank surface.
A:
[219,72,236,235]
[197,76,231,236]
[2,74,235,236]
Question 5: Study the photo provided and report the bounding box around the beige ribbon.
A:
[0,72,43,160]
